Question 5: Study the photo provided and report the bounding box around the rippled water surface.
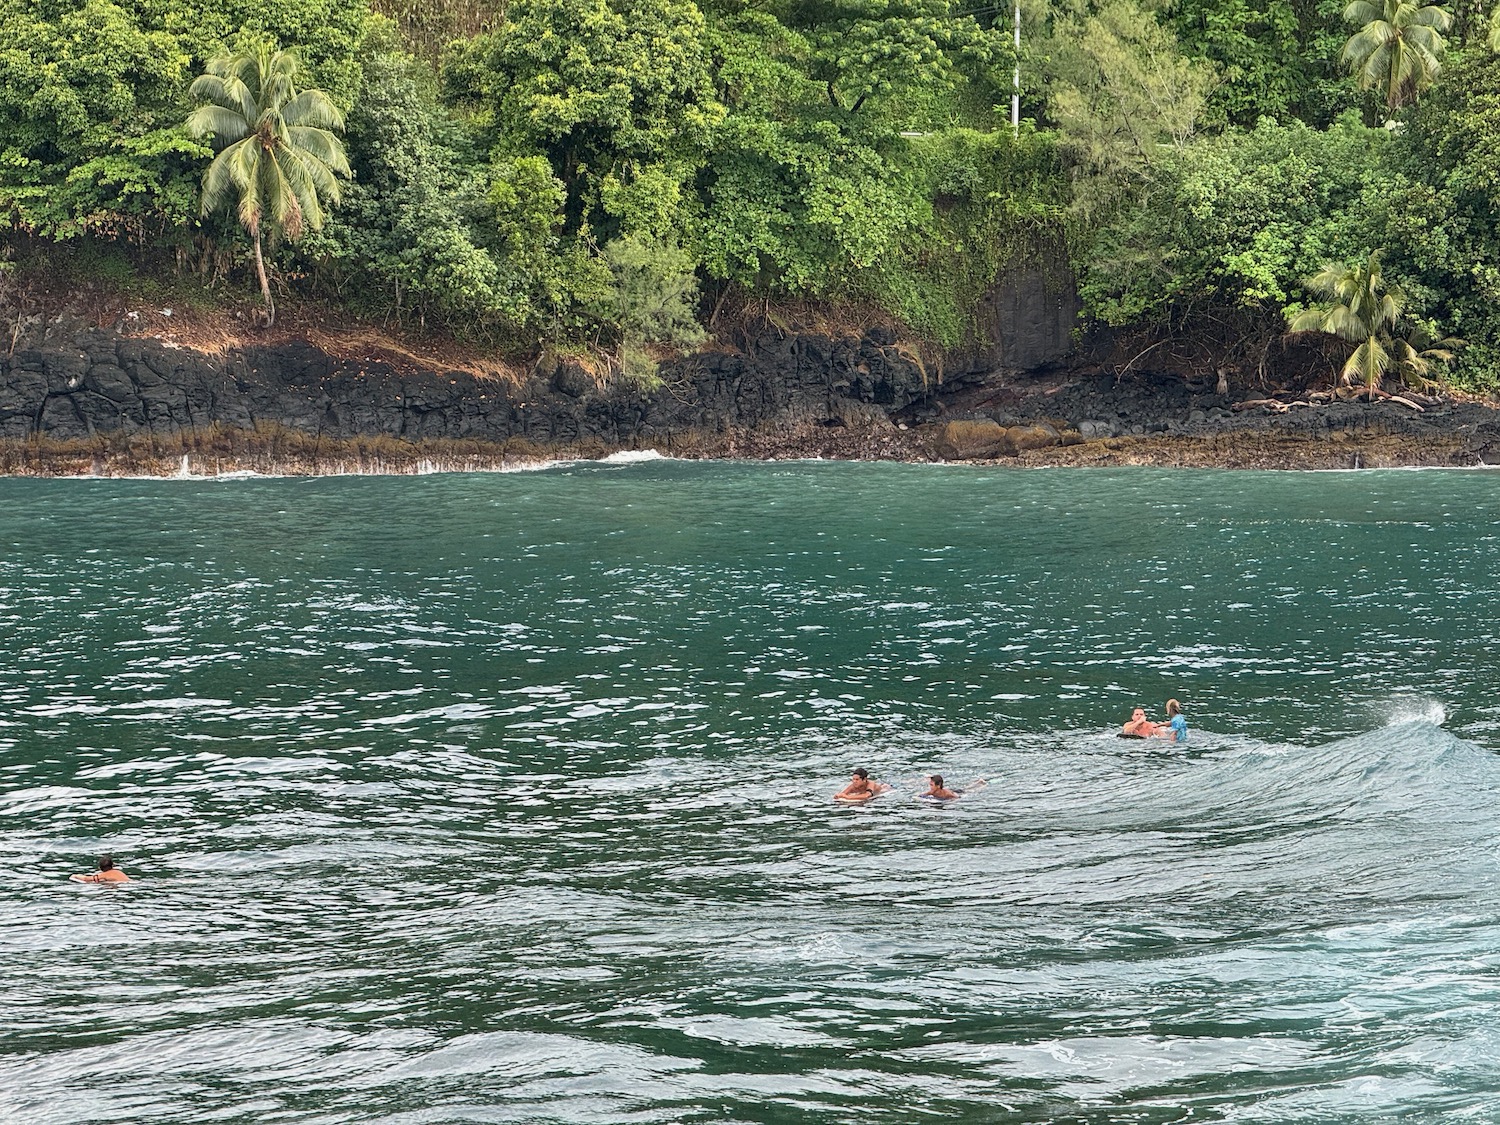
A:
[5,462,1500,1123]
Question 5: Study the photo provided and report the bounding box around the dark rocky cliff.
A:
[6,291,1500,473]
[0,317,936,451]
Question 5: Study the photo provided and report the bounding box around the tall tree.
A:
[0,0,198,240]
[1288,251,1406,397]
[1166,0,1369,127]
[1045,0,1218,219]
[1340,0,1452,113]
[781,0,1010,119]
[186,47,349,325]
[448,0,721,239]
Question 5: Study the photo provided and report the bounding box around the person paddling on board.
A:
[70,855,130,883]
[1122,707,1158,737]
[923,775,962,800]
[1158,698,1188,743]
[835,768,890,802]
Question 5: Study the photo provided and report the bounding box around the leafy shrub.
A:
[0,0,203,239]
[303,36,506,334]
[1076,115,1388,330]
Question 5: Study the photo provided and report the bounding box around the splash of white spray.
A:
[1378,696,1448,727]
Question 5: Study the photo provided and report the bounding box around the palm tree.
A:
[1288,252,1406,399]
[1341,0,1453,113]
[1392,323,1460,389]
[186,48,349,326]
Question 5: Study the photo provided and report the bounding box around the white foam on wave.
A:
[792,933,848,962]
[64,459,568,481]
[599,449,666,464]
[1377,695,1448,728]
[1304,463,1500,474]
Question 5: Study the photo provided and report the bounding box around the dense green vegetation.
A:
[3,0,1500,387]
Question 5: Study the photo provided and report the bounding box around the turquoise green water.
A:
[4,461,1500,1123]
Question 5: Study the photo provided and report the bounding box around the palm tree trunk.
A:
[253,229,275,327]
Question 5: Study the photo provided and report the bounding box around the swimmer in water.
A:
[923,775,961,800]
[834,768,890,801]
[1122,707,1158,737]
[1158,698,1188,743]
[70,855,130,883]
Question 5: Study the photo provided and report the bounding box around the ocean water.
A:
[3,461,1500,1123]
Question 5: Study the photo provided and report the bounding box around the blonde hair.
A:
[1165,698,1182,718]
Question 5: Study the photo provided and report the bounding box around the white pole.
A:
[1012,0,1021,136]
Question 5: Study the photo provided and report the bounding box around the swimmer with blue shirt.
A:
[1158,698,1188,743]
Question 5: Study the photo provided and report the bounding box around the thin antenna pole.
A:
[1012,0,1021,135]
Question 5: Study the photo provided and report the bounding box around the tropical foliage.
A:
[186,47,349,324]
[1288,252,1462,392]
[1166,0,1331,127]
[1078,117,1386,330]
[299,35,504,333]
[1340,0,1452,112]
[7,0,1500,389]
[0,0,200,239]
[1377,46,1500,388]
[1288,252,1405,394]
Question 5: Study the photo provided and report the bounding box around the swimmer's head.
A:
[98,855,114,871]
[930,774,944,789]
[1166,698,1182,717]
[1131,708,1146,720]
[851,768,869,780]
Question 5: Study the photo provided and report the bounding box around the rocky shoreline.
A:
[3,308,1500,475]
